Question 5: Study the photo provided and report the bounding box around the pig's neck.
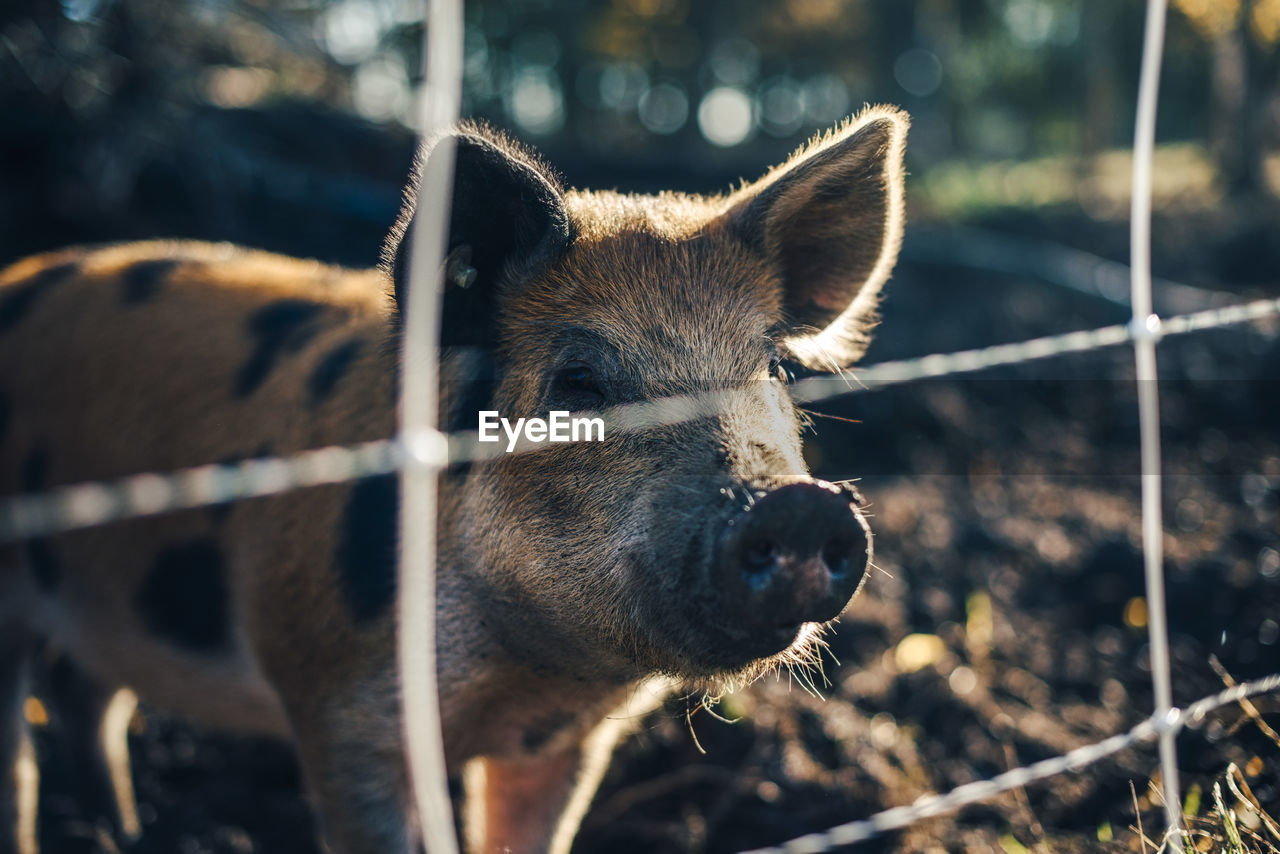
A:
[429,349,642,765]
[432,559,636,767]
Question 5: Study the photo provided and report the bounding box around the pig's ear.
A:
[728,106,908,369]
[382,122,571,347]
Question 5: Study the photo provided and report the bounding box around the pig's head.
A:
[385,107,907,685]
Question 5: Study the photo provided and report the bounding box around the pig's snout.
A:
[716,482,870,633]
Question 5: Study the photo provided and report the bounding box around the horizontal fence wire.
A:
[792,293,1280,399]
[736,672,1280,854]
[2,293,1277,545]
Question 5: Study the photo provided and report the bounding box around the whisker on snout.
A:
[699,694,742,725]
[797,408,864,426]
[868,560,893,578]
[684,702,707,755]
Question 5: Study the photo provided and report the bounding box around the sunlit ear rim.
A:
[739,107,908,371]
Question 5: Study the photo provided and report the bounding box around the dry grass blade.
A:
[1133,779,1154,854]
[1211,780,1244,853]
[1002,741,1048,849]
[1210,656,1280,750]
[1225,764,1280,847]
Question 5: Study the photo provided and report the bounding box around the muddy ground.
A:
[23,200,1280,853]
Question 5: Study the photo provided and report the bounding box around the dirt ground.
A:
[27,206,1280,853]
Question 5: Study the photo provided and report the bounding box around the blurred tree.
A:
[0,0,1272,267]
[1172,0,1280,195]
[1081,0,1121,155]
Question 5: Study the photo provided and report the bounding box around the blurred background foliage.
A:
[0,0,1277,272]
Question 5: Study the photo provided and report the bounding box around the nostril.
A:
[821,540,851,577]
[742,539,779,575]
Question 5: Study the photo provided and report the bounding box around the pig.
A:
[0,105,907,854]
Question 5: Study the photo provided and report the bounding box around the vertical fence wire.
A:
[1128,0,1182,845]
[398,0,463,852]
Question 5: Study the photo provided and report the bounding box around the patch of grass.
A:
[1133,763,1280,854]
[912,144,1225,220]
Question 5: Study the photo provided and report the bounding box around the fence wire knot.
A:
[402,429,449,469]
[1130,312,1164,342]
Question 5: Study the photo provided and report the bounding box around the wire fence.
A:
[738,672,1280,854]
[5,0,1280,851]
[3,293,1277,544]
[2,276,1278,851]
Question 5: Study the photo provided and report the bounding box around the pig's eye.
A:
[769,357,790,384]
[551,361,604,408]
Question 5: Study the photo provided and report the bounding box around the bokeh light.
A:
[698,86,754,147]
[894,48,942,98]
[709,37,760,87]
[638,82,689,134]
[757,76,804,137]
[353,53,410,123]
[598,62,648,111]
[801,73,850,126]
[506,67,564,135]
[321,0,387,65]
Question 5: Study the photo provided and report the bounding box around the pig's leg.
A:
[288,697,418,854]
[463,715,631,854]
[46,657,140,842]
[0,625,37,854]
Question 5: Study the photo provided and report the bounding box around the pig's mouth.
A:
[707,618,814,665]
[633,608,818,678]
[657,609,833,680]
